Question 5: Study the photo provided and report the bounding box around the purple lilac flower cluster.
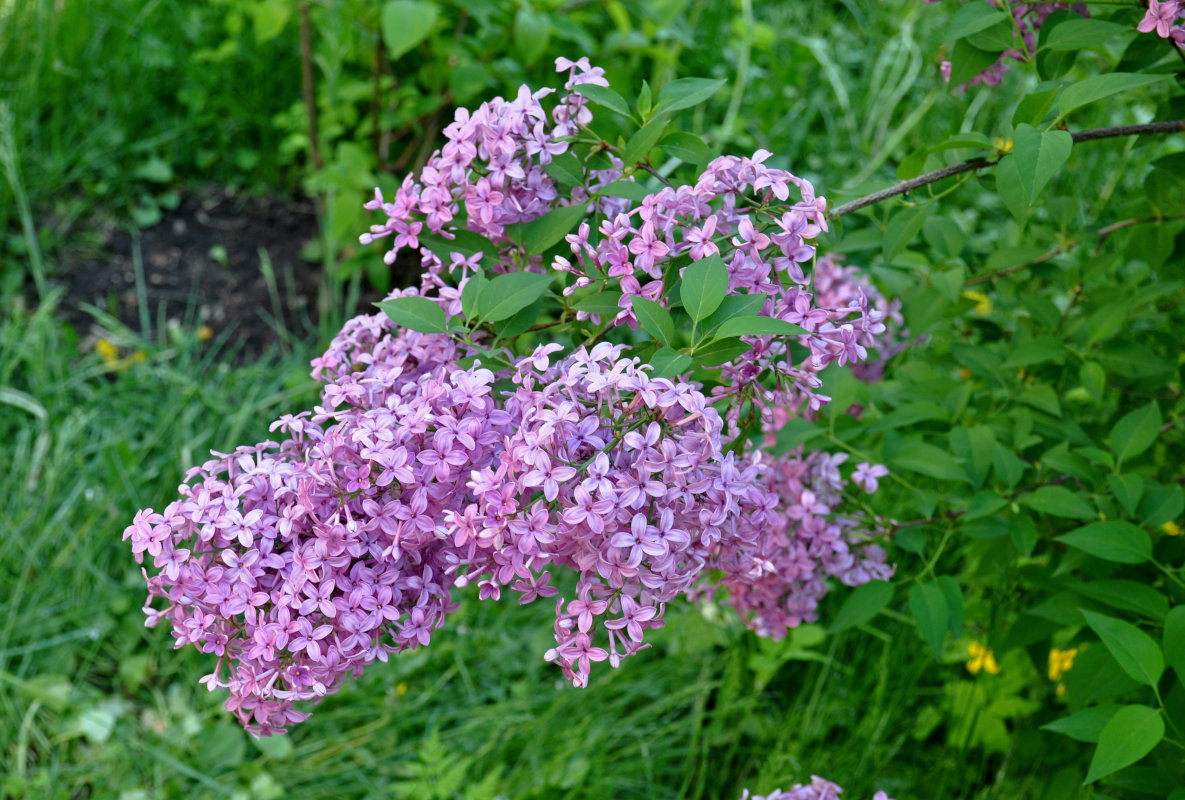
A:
[1140,1,1185,46]
[740,776,895,800]
[809,254,907,385]
[361,59,895,438]
[126,58,899,735]
[928,1,1089,90]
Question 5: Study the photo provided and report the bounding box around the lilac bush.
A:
[740,777,895,800]
[125,58,902,736]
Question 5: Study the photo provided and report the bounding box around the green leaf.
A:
[637,80,652,118]
[900,146,929,183]
[1164,606,1185,682]
[661,131,711,164]
[1042,18,1129,51]
[1058,73,1172,120]
[693,337,751,367]
[1085,705,1164,783]
[520,203,589,255]
[714,315,807,340]
[680,255,730,323]
[381,0,438,60]
[952,342,1005,384]
[460,269,486,321]
[966,18,1016,52]
[947,3,1010,40]
[949,425,995,488]
[418,230,498,262]
[868,402,949,434]
[1080,361,1106,404]
[623,117,669,165]
[653,77,727,113]
[476,273,554,323]
[1057,520,1152,564]
[1012,123,1073,202]
[964,491,1007,522]
[598,180,652,202]
[909,582,950,659]
[631,297,675,347]
[949,38,1003,87]
[251,0,292,43]
[376,296,448,333]
[1070,580,1168,622]
[1110,402,1161,466]
[701,293,768,336]
[829,581,894,633]
[994,155,1031,225]
[937,576,964,637]
[923,216,966,260]
[574,84,632,118]
[1018,485,1095,519]
[572,290,622,317]
[513,6,551,65]
[1107,474,1144,516]
[1010,515,1040,557]
[1013,85,1062,127]
[1003,335,1066,368]
[648,348,692,378]
[882,206,928,266]
[1141,484,1184,528]
[543,153,585,187]
[1081,610,1164,688]
[493,300,542,341]
[1042,705,1123,743]
[1086,303,1128,346]
[1017,384,1061,416]
[891,439,968,482]
[993,444,1027,488]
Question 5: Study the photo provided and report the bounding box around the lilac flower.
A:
[126,59,900,737]
[852,462,890,494]
[1139,0,1182,38]
[739,776,895,800]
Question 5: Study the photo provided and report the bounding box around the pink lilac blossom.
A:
[1139,1,1185,46]
[930,2,1090,91]
[126,58,899,735]
[740,777,895,800]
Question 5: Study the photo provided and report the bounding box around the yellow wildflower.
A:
[95,338,147,372]
[1164,521,1183,537]
[1048,647,1078,681]
[967,642,1000,675]
[197,325,214,342]
[993,137,1013,153]
[396,681,408,699]
[95,338,120,368]
[961,290,993,315]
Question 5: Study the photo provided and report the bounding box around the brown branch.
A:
[1096,212,1185,251]
[830,120,1185,219]
[964,247,1060,285]
[299,3,323,171]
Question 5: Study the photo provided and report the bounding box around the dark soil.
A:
[51,187,375,359]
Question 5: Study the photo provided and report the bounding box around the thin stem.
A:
[299,3,322,172]
[964,247,1060,285]
[830,120,1185,219]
